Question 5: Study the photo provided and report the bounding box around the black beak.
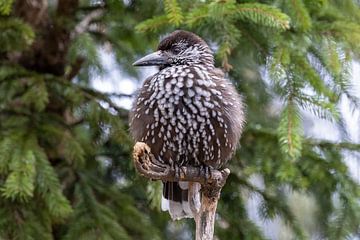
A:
[133,51,168,66]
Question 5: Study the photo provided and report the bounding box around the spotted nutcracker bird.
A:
[130,30,245,220]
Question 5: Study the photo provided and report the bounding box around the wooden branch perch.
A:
[133,142,230,240]
[71,9,104,39]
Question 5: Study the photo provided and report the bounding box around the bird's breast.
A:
[130,65,244,168]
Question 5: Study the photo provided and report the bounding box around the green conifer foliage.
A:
[0,0,359,239]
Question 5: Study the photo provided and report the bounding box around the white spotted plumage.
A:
[130,30,245,220]
[132,62,243,169]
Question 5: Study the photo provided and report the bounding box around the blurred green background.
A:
[0,0,360,239]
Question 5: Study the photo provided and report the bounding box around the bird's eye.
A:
[172,47,181,54]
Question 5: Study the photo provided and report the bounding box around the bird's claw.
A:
[169,159,182,181]
[199,165,213,183]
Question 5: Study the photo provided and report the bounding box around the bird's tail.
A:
[161,181,201,220]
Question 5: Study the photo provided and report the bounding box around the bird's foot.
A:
[170,158,180,181]
[199,165,213,183]
[133,142,231,193]
[169,159,182,181]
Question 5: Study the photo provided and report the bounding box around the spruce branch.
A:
[292,54,335,100]
[0,0,14,15]
[238,25,267,55]
[288,0,312,31]
[135,15,169,33]
[296,95,340,121]
[35,146,73,220]
[186,5,209,27]
[105,92,134,98]
[218,40,233,71]
[1,136,37,201]
[164,0,183,26]
[231,170,306,239]
[48,76,129,118]
[236,3,290,30]
[0,19,35,52]
[278,100,303,161]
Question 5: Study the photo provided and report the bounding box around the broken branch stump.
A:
[132,142,230,240]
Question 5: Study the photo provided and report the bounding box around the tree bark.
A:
[132,142,230,240]
[195,190,219,240]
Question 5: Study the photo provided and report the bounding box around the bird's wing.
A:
[129,74,157,142]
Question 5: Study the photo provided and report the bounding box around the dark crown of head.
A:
[157,30,208,51]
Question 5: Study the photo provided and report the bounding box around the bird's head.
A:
[133,30,214,69]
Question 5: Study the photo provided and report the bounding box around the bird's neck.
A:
[197,48,215,69]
